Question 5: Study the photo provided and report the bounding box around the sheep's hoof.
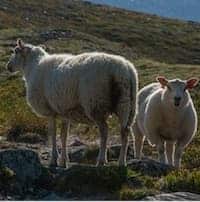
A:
[58,159,68,168]
[49,160,58,168]
[96,160,107,167]
[118,160,127,167]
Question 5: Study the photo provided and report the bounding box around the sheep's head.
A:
[157,76,199,108]
[6,39,33,72]
[7,39,46,73]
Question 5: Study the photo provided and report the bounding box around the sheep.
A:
[132,76,199,168]
[7,39,138,167]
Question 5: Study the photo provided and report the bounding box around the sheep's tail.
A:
[126,66,138,129]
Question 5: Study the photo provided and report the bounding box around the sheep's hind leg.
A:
[96,120,108,166]
[48,117,58,167]
[59,119,70,168]
[132,123,145,159]
[117,102,131,166]
[119,126,130,166]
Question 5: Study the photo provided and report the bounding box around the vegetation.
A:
[0,0,200,199]
[162,169,200,193]
[54,165,127,195]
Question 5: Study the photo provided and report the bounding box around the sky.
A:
[85,0,200,22]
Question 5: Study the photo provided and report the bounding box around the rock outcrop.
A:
[144,192,200,200]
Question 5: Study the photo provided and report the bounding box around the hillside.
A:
[1,0,200,69]
[0,0,200,200]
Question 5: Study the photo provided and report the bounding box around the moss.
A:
[0,165,15,189]
[82,145,99,164]
[182,146,200,169]
[55,165,127,195]
[35,166,54,190]
[162,169,200,193]
[119,187,155,200]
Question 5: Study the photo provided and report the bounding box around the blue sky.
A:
[85,0,200,22]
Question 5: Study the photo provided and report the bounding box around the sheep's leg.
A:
[156,139,167,164]
[117,100,131,166]
[48,117,58,167]
[96,121,108,166]
[59,119,70,168]
[166,141,175,166]
[174,143,185,168]
[119,126,130,166]
[132,123,145,159]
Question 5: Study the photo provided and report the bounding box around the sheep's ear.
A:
[186,77,199,89]
[17,39,25,49]
[156,76,168,87]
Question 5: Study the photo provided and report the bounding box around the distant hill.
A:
[1,0,200,65]
[86,0,200,22]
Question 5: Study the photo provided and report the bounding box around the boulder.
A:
[127,158,173,177]
[144,192,200,200]
[0,149,42,184]
[54,164,127,195]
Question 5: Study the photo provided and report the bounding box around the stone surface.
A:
[40,192,68,201]
[0,149,42,183]
[127,158,173,177]
[144,192,200,200]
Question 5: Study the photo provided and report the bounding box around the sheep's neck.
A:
[23,54,46,81]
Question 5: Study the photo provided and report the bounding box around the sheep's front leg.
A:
[174,143,185,168]
[59,119,70,168]
[156,139,167,164]
[96,121,108,166]
[48,117,58,167]
[166,141,175,166]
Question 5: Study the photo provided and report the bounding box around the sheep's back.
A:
[44,52,136,121]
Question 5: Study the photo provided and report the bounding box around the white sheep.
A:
[7,39,138,167]
[133,76,199,168]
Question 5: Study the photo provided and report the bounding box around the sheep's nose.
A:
[174,96,181,106]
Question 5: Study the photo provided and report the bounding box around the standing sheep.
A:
[7,39,138,167]
[133,76,199,168]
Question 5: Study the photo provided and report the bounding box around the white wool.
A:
[8,43,138,167]
[24,51,138,125]
[133,81,197,168]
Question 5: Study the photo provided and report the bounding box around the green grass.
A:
[162,169,200,193]
[119,187,156,200]
[1,0,200,65]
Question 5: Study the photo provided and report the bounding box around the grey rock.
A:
[127,158,173,177]
[40,29,72,41]
[0,149,42,183]
[17,132,45,144]
[68,144,134,163]
[40,192,66,201]
[144,192,200,200]
[108,144,134,160]
[69,145,89,163]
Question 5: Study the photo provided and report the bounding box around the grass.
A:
[162,169,200,193]
[119,187,155,200]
